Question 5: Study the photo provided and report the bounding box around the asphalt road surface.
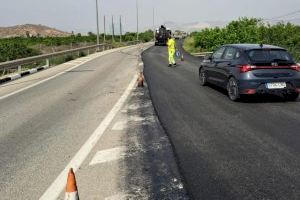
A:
[0,45,147,199]
[143,43,300,200]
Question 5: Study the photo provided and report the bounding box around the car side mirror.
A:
[203,55,213,63]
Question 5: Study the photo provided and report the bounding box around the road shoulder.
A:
[62,81,189,199]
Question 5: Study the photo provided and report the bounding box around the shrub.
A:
[190,18,300,61]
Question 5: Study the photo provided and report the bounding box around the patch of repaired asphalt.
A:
[117,84,190,199]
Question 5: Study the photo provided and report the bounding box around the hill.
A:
[0,24,71,38]
[163,21,228,33]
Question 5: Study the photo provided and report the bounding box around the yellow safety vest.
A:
[167,38,176,50]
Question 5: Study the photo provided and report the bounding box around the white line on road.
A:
[39,74,138,200]
[89,146,127,166]
[129,115,156,122]
[127,102,152,110]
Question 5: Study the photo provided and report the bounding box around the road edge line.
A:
[39,73,138,200]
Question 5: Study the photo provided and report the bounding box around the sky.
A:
[0,0,300,34]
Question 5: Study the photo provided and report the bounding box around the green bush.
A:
[64,55,74,62]
[190,18,300,62]
[0,42,40,62]
[79,51,86,57]
[139,30,154,42]
[0,30,154,63]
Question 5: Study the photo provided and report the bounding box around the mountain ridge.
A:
[0,24,71,38]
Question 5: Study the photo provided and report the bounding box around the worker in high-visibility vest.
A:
[167,36,176,67]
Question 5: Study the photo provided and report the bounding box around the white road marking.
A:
[39,74,138,200]
[128,102,152,110]
[112,120,127,131]
[89,146,127,165]
[131,91,144,96]
[0,46,134,101]
[129,115,156,122]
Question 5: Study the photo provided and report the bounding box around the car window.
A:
[223,47,238,60]
[235,51,240,59]
[247,49,293,62]
[212,47,225,60]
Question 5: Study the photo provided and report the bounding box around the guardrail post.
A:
[87,49,90,55]
[18,65,22,73]
[46,59,50,67]
[2,69,6,76]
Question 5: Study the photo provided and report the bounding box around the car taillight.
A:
[238,65,256,73]
[291,64,300,72]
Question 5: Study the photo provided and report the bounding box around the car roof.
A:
[223,44,286,51]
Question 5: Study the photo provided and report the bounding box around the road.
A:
[0,45,143,199]
[0,44,126,198]
[143,43,300,200]
[0,43,189,200]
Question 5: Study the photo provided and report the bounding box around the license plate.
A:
[266,82,286,89]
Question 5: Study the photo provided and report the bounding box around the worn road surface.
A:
[0,44,188,200]
[143,43,300,200]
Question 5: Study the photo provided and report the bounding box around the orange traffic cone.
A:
[65,168,79,200]
[137,72,145,87]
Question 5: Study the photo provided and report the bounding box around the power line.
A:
[264,9,300,21]
[269,17,300,22]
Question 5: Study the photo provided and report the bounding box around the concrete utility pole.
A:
[136,0,139,41]
[153,7,155,41]
[119,16,122,43]
[104,15,106,42]
[112,16,115,42]
[95,0,100,46]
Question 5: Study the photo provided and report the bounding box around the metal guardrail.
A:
[191,52,213,57]
[0,41,140,72]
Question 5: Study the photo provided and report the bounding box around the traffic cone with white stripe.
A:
[137,72,145,87]
[65,168,79,200]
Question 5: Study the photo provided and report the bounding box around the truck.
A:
[155,25,172,46]
[173,30,188,40]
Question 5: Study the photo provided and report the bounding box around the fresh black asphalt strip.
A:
[143,44,300,200]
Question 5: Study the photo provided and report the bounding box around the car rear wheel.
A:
[227,77,240,101]
[199,68,207,86]
[283,92,299,101]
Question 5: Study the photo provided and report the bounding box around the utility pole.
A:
[153,7,155,41]
[136,0,139,41]
[119,16,122,43]
[95,0,100,46]
[112,16,115,42]
[103,15,106,42]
